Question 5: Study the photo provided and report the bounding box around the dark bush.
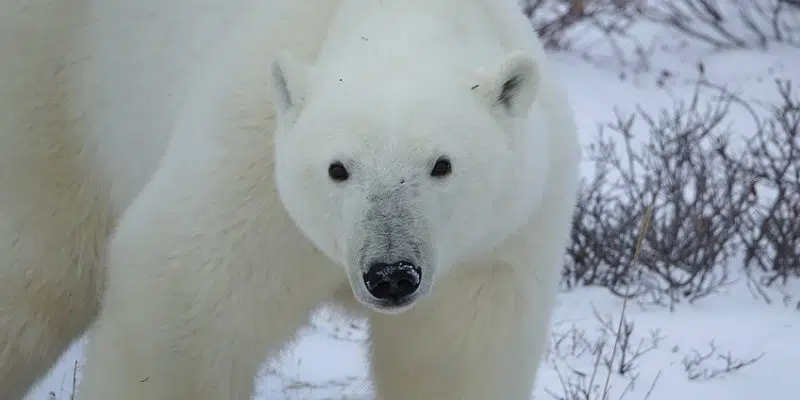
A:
[520,0,799,305]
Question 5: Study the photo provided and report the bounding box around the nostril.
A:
[373,281,393,299]
[363,261,422,301]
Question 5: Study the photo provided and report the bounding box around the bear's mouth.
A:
[360,293,420,315]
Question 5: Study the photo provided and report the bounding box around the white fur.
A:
[0,0,580,399]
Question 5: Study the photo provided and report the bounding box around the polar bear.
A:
[0,0,579,399]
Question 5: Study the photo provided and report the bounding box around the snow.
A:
[23,9,800,400]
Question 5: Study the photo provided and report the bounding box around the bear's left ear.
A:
[269,50,311,123]
[472,50,540,118]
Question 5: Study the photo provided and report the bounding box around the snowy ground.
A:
[25,10,800,400]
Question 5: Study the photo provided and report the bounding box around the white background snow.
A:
[24,3,800,400]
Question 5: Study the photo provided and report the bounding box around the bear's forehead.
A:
[314,60,473,98]
[303,94,470,139]
[309,75,474,121]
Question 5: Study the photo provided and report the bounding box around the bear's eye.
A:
[430,157,452,178]
[328,161,350,182]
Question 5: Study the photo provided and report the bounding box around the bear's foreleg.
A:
[0,159,111,400]
[0,206,109,400]
[76,141,344,400]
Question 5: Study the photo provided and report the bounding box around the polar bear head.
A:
[270,50,548,314]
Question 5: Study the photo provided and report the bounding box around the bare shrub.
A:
[564,76,744,305]
[730,80,800,288]
[545,310,663,400]
[563,74,800,305]
[43,360,79,400]
[640,0,800,49]
[521,0,640,50]
[519,0,800,305]
[523,0,800,51]
[591,308,663,376]
[681,341,765,381]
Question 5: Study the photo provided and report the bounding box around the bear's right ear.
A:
[269,50,311,123]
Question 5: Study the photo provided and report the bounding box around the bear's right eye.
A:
[328,161,350,182]
[430,157,452,178]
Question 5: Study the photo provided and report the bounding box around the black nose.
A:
[363,261,421,300]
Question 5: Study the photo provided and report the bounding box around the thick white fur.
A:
[0,2,110,398]
[0,0,580,399]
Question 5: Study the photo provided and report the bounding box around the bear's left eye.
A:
[430,157,452,178]
[328,161,350,182]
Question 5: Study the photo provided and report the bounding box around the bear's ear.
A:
[269,50,311,122]
[472,51,540,118]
